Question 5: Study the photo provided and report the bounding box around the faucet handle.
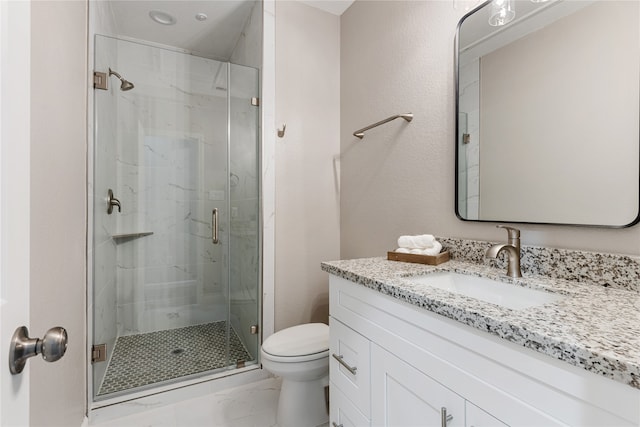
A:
[496,225,520,239]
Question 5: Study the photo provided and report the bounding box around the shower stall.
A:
[91,34,261,400]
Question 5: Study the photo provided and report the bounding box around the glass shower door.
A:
[91,36,259,400]
[228,63,261,364]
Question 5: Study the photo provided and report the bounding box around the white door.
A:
[0,1,31,425]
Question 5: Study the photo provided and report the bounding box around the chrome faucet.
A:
[485,225,522,278]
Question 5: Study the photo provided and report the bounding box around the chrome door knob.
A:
[40,327,67,362]
[9,326,68,374]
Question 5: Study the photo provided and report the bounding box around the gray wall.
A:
[275,1,341,330]
[340,0,640,258]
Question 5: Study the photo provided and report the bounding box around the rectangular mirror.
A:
[456,0,640,227]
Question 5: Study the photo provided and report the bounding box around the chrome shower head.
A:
[119,80,134,91]
[109,68,135,91]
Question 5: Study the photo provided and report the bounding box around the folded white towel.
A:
[415,234,436,248]
[397,235,418,249]
[421,241,442,256]
[397,234,436,249]
[409,248,424,255]
[395,247,410,253]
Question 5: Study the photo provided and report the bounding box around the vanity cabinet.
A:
[331,318,509,427]
[328,275,639,427]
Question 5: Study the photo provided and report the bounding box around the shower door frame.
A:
[87,34,269,411]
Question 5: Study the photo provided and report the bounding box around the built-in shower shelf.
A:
[112,232,154,240]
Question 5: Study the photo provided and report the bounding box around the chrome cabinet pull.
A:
[332,422,343,427]
[212,208,219,244]
[332,353,357,375]
[440,407,453,427]
[9,326,68,374]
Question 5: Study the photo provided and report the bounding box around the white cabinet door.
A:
[466,402,508,427]
[371,343,465,427]
[330,382,370,427]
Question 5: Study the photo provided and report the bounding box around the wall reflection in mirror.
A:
[456,0,640,227]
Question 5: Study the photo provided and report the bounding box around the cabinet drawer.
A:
[330,317,371,416]
[330,382,370,427]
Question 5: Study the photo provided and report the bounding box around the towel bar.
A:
[353,113,413,139]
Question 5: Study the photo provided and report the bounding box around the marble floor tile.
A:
[93,377,281,427]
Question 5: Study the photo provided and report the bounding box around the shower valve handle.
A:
[107,189,121,214]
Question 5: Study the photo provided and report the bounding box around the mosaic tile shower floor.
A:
[98,321,252,396]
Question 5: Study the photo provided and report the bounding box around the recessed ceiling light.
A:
[195,13,208,21]
[149,10,176,25]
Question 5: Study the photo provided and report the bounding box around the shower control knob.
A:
[9,326,68,374]
[107,189,121,214]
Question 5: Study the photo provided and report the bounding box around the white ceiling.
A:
[110,1,257,60]
[300,0,355,15]
[108,0,353,60]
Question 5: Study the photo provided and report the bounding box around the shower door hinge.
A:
[93,71,108,90]
[91,344,107,363]
[250,97,260,107]
[250,325,259,335]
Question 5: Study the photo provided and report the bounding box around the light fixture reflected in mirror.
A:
[489,0,515,26]
[453,0,484,11]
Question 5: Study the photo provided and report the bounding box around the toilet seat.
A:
[261,348,329,363]
[262,323,329,362]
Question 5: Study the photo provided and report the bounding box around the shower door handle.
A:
[212,208,219,244]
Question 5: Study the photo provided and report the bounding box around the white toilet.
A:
[261,323,330,427]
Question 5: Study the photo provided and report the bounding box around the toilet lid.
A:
[262,323,329,357]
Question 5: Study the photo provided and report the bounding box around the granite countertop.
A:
[321,257,640,390]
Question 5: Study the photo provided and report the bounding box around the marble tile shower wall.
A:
[439,237,640,292]
[113,40,229,335]
[457,57,480,219]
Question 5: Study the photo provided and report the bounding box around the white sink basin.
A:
[409,272,565,310]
